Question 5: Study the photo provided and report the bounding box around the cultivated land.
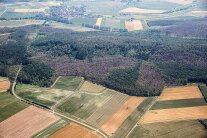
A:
[0,20,45,28]
[79,81,106,93]
[139,106,207,124]
[86,92,129,127]
[52,76,83,91]
[0,93,28,122]
[164,0,192,5]
[0,106,60,138]
[49,123,101,138]
[158,86,203,101]
[100,96,145,136]
[16,84,74,107]
[119,7,166,14]
[14,8,45,13]
[129,120,207,138]
[96,18,102,26]
[0,77,10,92]
[125,20,143,31]
[57,89,115,119]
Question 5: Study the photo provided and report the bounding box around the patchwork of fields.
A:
[129,85,207,137]
[1,75,207,137]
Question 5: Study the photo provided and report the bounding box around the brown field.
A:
[14,8,45,12]
[164,0,192,5]
[49,123,101,138]
[119,7,165,14]
[79,81,106,93]
[139,106,207,124]
[86,92,129,127]
[158,86,203,101]
[0,78,10,92]
[0,106,60,138]
[96,18,102,26]
[100,96,145,136]
[125,20,143,31]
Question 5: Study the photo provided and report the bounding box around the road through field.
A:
[11,66,108,138]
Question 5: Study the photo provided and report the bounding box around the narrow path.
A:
[50,76,61,88]
[11,66,108,138]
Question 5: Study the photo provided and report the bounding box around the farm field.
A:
[199,84,207,101]
[103,18,120,29]
[70,18,97,26]
[14,8,45,13]
[52,76,83,91]
[49,21,97,32]
[100,96,145,136]
[0,20,45,27]
[163,0,192,5]
[0,106,60,138]
[112,97,157,138]
[79,81,106,93]
[86,92,129,127]
[57,89,115,119]
[33,118,70,138]
[129,120,207,138]
[151,98,207,110]
[16,84,74,107]
[0,77,10,92]
[139,106,207,124]
[125,20,143,31]
[49,123,101,138]
[158,86,203,101]
[96,18,102,26]
[119,7,166,14]
[1,12,41,19]
[0,93,28,122]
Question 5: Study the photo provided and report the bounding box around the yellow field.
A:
[96,18,102,26]
[139,106,207,124]
[119,7,165,14]
[158,86,203,101]
[79,81,106,93]
[14,8,45,12]
[100,96,145,136]
[0,77,10,92]
[49,123,101,138]
[125,20,143,31]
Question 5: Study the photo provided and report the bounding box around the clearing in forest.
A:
[139,106,207,124]
[100,96,145,136]
[158,86,203,101]
[125,20,143,31]
[49,123,101,138]
[79,81,106,93]
[0,106,60,138]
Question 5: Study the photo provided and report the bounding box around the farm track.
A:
[50,76,61,88]
[11,67,109,138]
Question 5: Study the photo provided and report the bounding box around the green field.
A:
[57,90,115,119]
[199,84,207,102]
[1,12,40,19]
[112,97,157,138]
[129,120,207,138]
[151,98,207,110]
[0,93,28,122]
[52,76,83,91]
[33,118,70,138]
[70,18,97,26]
[0,20,26,27]
[16,84,73,107]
